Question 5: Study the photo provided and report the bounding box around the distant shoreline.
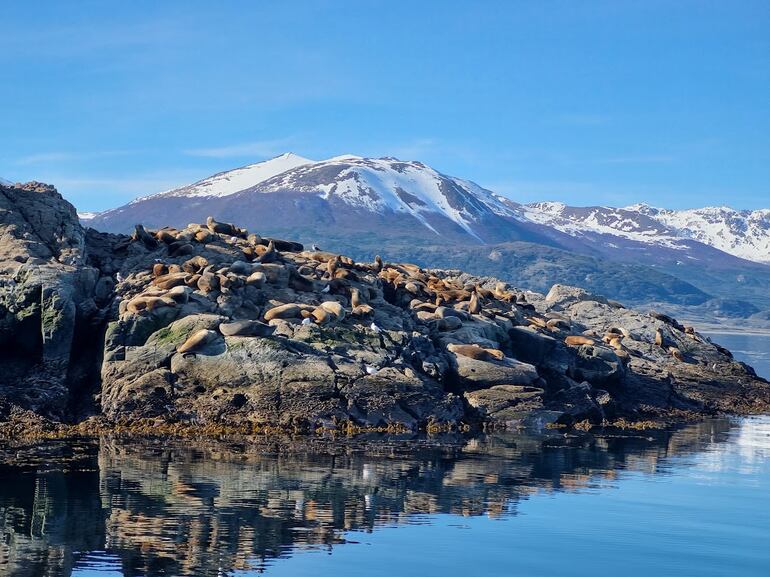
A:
[697,326,770,337]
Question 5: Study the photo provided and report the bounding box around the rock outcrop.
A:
[2,182,769,431]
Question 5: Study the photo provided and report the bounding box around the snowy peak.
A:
[638,205,770,263]
[524,202,770,264]
[252,155,516,236]
[142,152,315,201]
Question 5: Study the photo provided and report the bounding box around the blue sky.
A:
[0,0,768,212]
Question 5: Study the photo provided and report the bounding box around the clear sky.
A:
[0,0,768,212]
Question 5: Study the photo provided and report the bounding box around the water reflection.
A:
[0,420,747,576]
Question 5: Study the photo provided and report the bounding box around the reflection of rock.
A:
[0,421,743,576]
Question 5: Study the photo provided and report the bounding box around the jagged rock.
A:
[2,182,770,431]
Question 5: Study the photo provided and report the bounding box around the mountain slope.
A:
[144,152,314,200]
[84,153,770,320]
[520,201,770,264]
[90,154,554,246]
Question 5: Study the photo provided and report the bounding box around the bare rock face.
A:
[1,182,770,430]
[0,183,103,417]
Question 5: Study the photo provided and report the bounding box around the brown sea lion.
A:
[207,216,238,236]
[352,304,374,317]
[327,255,340,279]
[565,335,594,346]
[669,346,685,361]
[177,329,219,354]
[468,291,481,314]
[351,287,364,308]
[447,343,505,361]
[152,263,167,277]
[257,240,278,264]
[264,303,304,321]
[373,255,384,272]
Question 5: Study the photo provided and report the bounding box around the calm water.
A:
[0,335,768,577]
[704,331,770,379]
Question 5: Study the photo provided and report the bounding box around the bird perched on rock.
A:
[370,322,382,333]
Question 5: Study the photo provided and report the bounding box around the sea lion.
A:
[257,240,277,264]
[177,329,219,354]
[373,255,383,273]
[264,303,307,321]
[152,272,189,290]
[565,335,594,346]
[168,241,193,257]
[655,329,665,348]
[669,346,684,361]
[165,285,191,304]
[324,255,339,279]
[194,229,213,243]
[468,291,481,315]
[320,300,345,320]
[126,295,175,314]
[152,263,168,277]
[131,224,158,249]
[447,343,504,361]
[219,320,275,337]
[182,256,208,275]
[352,304,374,317]
[547,318,570,331]
[185,274,201,288]
[350,287,363,308]
[206,216,239,236]
[265,238,303,252]
[155,229,177,244]
[197,272,219,294]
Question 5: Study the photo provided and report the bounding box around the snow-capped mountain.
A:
[89,153,547,245]
[88,153,769,266]
[632,204,770,264]
[519,202,770,264]
[77,153,770,318]
[141,152,314,200]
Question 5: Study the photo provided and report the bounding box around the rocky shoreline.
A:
[2,182,769,437]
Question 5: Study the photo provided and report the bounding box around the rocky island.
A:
[2,182,769,436]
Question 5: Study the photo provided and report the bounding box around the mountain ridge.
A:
[82,153,770,321]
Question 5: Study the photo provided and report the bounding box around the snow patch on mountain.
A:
[135,152,314,202]
[78,211,98,222]
[520,202,690,250]
[523,201,770,263]
[254,156,518,238]
[629,204,770,264]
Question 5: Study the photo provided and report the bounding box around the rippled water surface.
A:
[1,336,769,577]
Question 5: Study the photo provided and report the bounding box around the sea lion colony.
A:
[1,182,769,433]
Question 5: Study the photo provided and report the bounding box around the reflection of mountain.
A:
[0,422,737,576]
